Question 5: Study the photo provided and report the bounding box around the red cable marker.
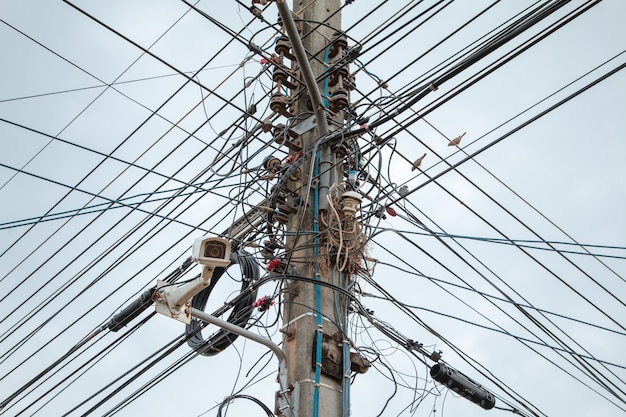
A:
[253,295,275,311]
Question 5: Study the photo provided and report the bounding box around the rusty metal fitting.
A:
[329,88,349,113]
[270,93,292,117]
[275,35,295,60]
[263,155,281,171]
[329,31,348,58]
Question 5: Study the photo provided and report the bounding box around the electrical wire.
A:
[1,2,624,416]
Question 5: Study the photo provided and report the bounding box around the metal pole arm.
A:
[190,308,294,417]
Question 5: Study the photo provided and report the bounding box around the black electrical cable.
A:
[62,0,257,126]
[0,106,270,366]
[3,1,620,414]
[0,257,192,412]
[0,0,272,313]
[372,0,603,155]
[356,52,626,394]
[264,2,596,210]
[0,1,221,263]
[338,0,591,141]
[216,394,274,417]
[0,118,207,198]
[62,272,269,417]
[370,217,626,402]
[364,236,626,414]
[8,313,155,417]
[348,49,619,396]
[185,250,260,356]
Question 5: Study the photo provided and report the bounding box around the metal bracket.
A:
[190,307,294,417]
[290,115,316,136]
[154,279,192,324]
[276,381,299,417]
[313,331,344,381]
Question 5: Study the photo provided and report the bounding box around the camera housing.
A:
[192,236,231,269]
[155,236,232,324]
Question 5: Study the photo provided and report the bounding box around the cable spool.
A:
[185,250,259,356]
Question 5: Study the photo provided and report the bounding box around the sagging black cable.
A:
[361,52,626,394]
[217,394,274,417]
[65,273,266,416]
[0,95,269,366]
[372,219,626,402]
[186,250,259,355]
[101,309,277,416]
[107,258,193,332]
[379,0,573,124]
[102,348,199,417]
[62,1,255,126]
[367,0,602,158]
[0,1,218,265]
[340,0,582,141]
[0,325,105,412]
[61,331,192,417]
[354,0,504,99]
[180,0,250,49]
[0,257,192,412]
[364,236,626,414]
[359,291,545,417]
[9,313,155,417]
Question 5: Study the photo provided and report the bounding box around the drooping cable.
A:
[185,250,259,355]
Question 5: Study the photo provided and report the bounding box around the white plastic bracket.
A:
[154,265,213,324]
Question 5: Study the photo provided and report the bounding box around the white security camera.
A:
[192,236,231,270]
[154,236,232,324]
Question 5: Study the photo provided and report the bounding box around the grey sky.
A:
[1,1,625,417]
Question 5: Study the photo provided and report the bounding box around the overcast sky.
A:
[1,1,625,417]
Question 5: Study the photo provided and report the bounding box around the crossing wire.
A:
[0,1,624,416]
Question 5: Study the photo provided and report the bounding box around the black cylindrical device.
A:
[108,287,156,332]
[430,362,496,410]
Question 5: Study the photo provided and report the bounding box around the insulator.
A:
[329,66,349,87]
[339,191,362,216]
[270,93,292,117]
[272,186,289,202]
[275,35,294,60]
[261,118,273,133]
[329,88,349,113]
[277,203,296,215]
[274,211,289,224]
[272,67,290,84]
[263,155,281,171]
[329,31,348,58]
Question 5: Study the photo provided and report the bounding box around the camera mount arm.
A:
[155,236,232,324]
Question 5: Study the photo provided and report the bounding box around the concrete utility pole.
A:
[276,1,346,417]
